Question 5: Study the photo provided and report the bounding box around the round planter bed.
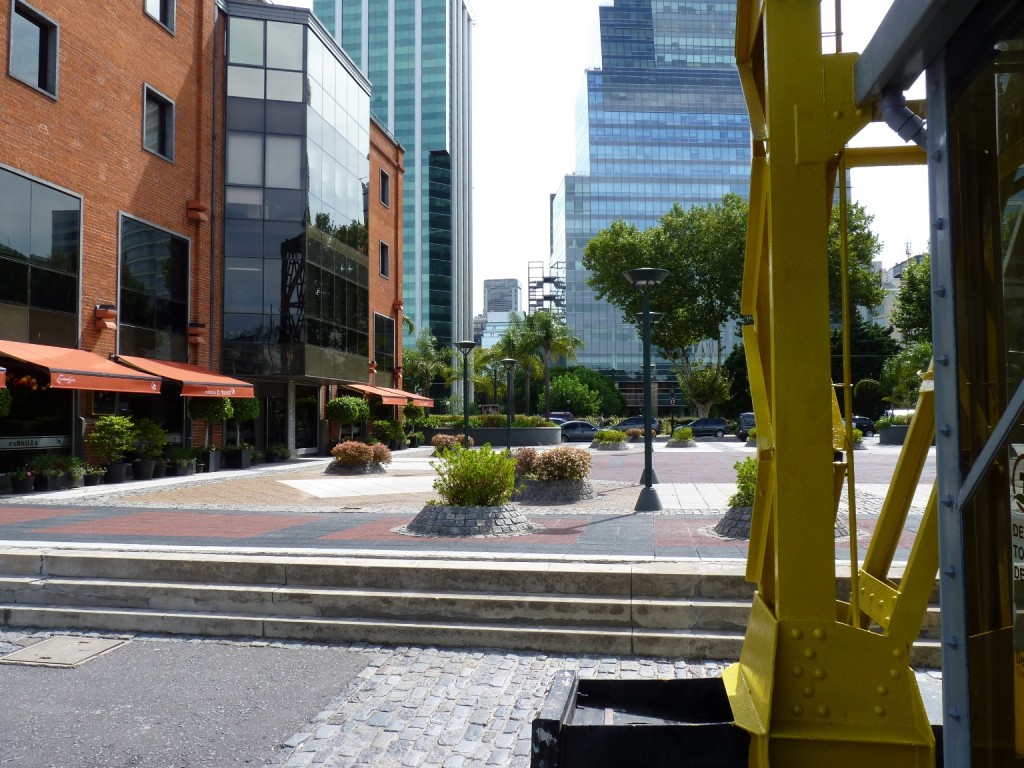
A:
[397,504,542,537]
[665,440,697,448]
[515,478,596,504]
[324,462,387,475]
[591,441,629,451]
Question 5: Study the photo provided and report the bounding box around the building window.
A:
[119,215,189,360]
[9,1,58,98]
[144,0,174,32]
[374,314,395,375]
[379,241,390,278]
[379,170,390,207]
[143,86,174,161]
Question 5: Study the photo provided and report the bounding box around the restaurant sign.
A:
[0,435,70,451]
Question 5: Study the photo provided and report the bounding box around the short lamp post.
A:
[501,358,517,449]
[455,340,476,447]
[625,267,669,512]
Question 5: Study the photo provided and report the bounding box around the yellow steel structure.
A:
[724,1,937,764]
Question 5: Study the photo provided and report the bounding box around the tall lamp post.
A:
[625,268,668,512]
[501,358,517,449]
[633,311,663,486]
[455,340,476,447]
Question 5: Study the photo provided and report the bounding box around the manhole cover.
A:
[0,636,129,668]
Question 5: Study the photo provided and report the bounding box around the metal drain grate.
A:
[0,636,129,668]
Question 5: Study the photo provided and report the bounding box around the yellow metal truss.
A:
[725,1,935,764]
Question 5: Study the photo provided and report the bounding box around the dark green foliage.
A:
[551,367,627,416]
[86,415,139,465]
[431,445,516,506]
[0,387,11,419]
[327,396,370,440]
[829,313,900,385]
[853,378,886,420]
[890,254,931,344]
[729,457,757,507]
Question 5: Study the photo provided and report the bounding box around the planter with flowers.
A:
[31,454,64,491]
[83,465,106,486]
[8,467,34,494]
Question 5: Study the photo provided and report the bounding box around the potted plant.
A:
[30,454,64,491]
[188,397,233,471]
[265,442,290,463]
[8,467,34,494]
[514,445,595,503]
[86,415,138,484]
[60,456,86,488]
[229,397,260,453]
[165,446,196,476]
[83,464,106,486]
[327,440,392,474]
[223,442,253,470]
[666,426,697,447]
[327,396,370,441]
[132,417,167,481]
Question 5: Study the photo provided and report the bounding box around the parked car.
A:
[548,411,574,422]
[547,417,568,426]
[850,415,876,437]
[689,417,728,438]
[614,415,661,435]
[560,420,599,442]
[736,412,756,441]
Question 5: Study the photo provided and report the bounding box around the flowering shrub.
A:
[729,457,758,507]
[371,443,393,465]
[593,429,626,444]
[533,446,590,481]
[671,426,694,441]
[431,434,473,454]
[626,428,644,440]
[431,445,516,506]
[331,441,373,467]
[512,447,537,478]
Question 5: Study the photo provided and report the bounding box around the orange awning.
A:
[343,383,409,406]
[115,355,255,398]
[375,385,433,409]
[0,367,5,388]
[0,341,161,394]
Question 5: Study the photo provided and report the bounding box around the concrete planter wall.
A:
[879,425,909,445]
[422,427,560,447]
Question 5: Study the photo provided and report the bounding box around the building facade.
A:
[313,0,474,353]
[550,0,749,411]
[483,279,521,315]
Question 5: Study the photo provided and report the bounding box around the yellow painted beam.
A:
[844,145,927,168]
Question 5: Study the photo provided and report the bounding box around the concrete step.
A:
[0,547,942,666]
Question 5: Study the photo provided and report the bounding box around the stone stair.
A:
[0,547,941,666]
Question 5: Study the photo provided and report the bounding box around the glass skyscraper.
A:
[551,0,749,406]
[313,0,474,351]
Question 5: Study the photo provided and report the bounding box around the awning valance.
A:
[0,341,162,394]
[115,355,255,398]
[343,383,409,406]
[375,385,433,409]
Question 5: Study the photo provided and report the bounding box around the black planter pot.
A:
[83,474,102,487]
[104,462,129,484]
[408,435,420,448]
[201,450,221,472]
[11,477,35,493]
[34,474,61,492]
[63,473,84,489]
[152,462,166,479]
[222,448,251,470]
[133,459,156,481]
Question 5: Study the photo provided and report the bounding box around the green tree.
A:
[890,254,932,344]
[188,397,233,448]
[229,397,261,445]
[881,341,933,408]
[326,395,370,441]
[853,378,886,420]
[721,344,752,417]
[583,194,747,416]
[402,330,455,397]
[539,375,602,417]
[493,313,543,414]
[680,362,732,416]
[552,366,627,416]
[827,201,885,319]
[829,313,900,385]
[522,310,583,419]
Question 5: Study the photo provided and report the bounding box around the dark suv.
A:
[614,415,661,434]
[851,415,876,437]
[689,417,728,438]
[736,412,755,441]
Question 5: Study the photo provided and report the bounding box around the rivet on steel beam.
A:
[948,708,961,720]
[935,218,945,230]
[936,354,949,365]
[934,285,946,297]
[945,636,959,649]
[939,425,951,436]
[944,565,957,577]
[941,495,955,507]
[932,150,943,162]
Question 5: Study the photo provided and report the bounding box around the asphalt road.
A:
[0,632,368,768]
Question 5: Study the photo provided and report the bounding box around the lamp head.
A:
[624,267,669,288]
[455,339,476,355]
[501,357,517,370]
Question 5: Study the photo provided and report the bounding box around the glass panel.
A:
[225,187,263,220]
[264,189,305,222]
[30,183,80,274]
[266,70,303,103]
[226,97,265,132]
[227,66,265,100]
[28,307,75,347]
[223,313,270,343]
[264,222,305,260]
[266,101,304,135]
[264,135,301,189]
[224,220,263,259]
[10,9,43,90]
[266,22,303,71]
[0,303,29,341]
[295,385,318,448]
[0,257,29,303]
[226,132,263,186]
[0,169,32,260]
[29,268,74,312]
[228,17,263,66]
[224,258,264,313]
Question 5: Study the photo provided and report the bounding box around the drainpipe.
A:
[880,88,927,149]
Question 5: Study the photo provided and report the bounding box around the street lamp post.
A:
[625,268,669,512]
[455,340,476,447]
[633,311,663,486]
[501,358,516,449]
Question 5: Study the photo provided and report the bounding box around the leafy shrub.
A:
[0,387,11,419]
[671,426,694,441]
[513,415,552,428]
[425,415,461,429]
[512,447,537,478]
[188,397,234,447]
[166,445,195,466]
[533,446,590,481]
[729,457,758,507]
[327,396,370,440]
[851,428,863,444]
[267,442,290,461]
[331,441,373,467]
[432,433,460,453]
[746,427,757,440]
[476,414,505,428]
[593,429,627,443]
[371,443,393,466]
[86,416,139,465]
[133,417,167,460]
[625,428,644,440]
[431,445,516,506]
[403,403,425,423]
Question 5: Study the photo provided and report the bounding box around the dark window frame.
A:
[9,0,58,98]
[379,240,390,278]
[143,0,175,33]
[143,84,175,162]
[379,169,390,207]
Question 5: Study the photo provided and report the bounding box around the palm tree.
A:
[494,314,542,414]
[523,310,583,419]
[402,330,454,396]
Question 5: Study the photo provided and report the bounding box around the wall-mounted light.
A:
[188,322,207,344]
[94,303,117,330]
[186,200,210,223]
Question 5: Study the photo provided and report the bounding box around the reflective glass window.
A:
[224,258,264,313]
[266,70,303,102]
[225,187,263,220]
[10,2,57,97]
[144,0,175,31]
[227,66,264,99]
[229,17,263,66]
[227,97,265,132]
[226,132,263,186]
[265,135,301,189]
[143,86,174,161]
[266,22,303,70]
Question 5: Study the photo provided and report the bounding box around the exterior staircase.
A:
[0,546,941,666]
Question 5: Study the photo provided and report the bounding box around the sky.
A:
[284,1,931,315]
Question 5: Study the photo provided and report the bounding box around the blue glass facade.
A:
[313,0,473,351]
[552,0,749,402]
